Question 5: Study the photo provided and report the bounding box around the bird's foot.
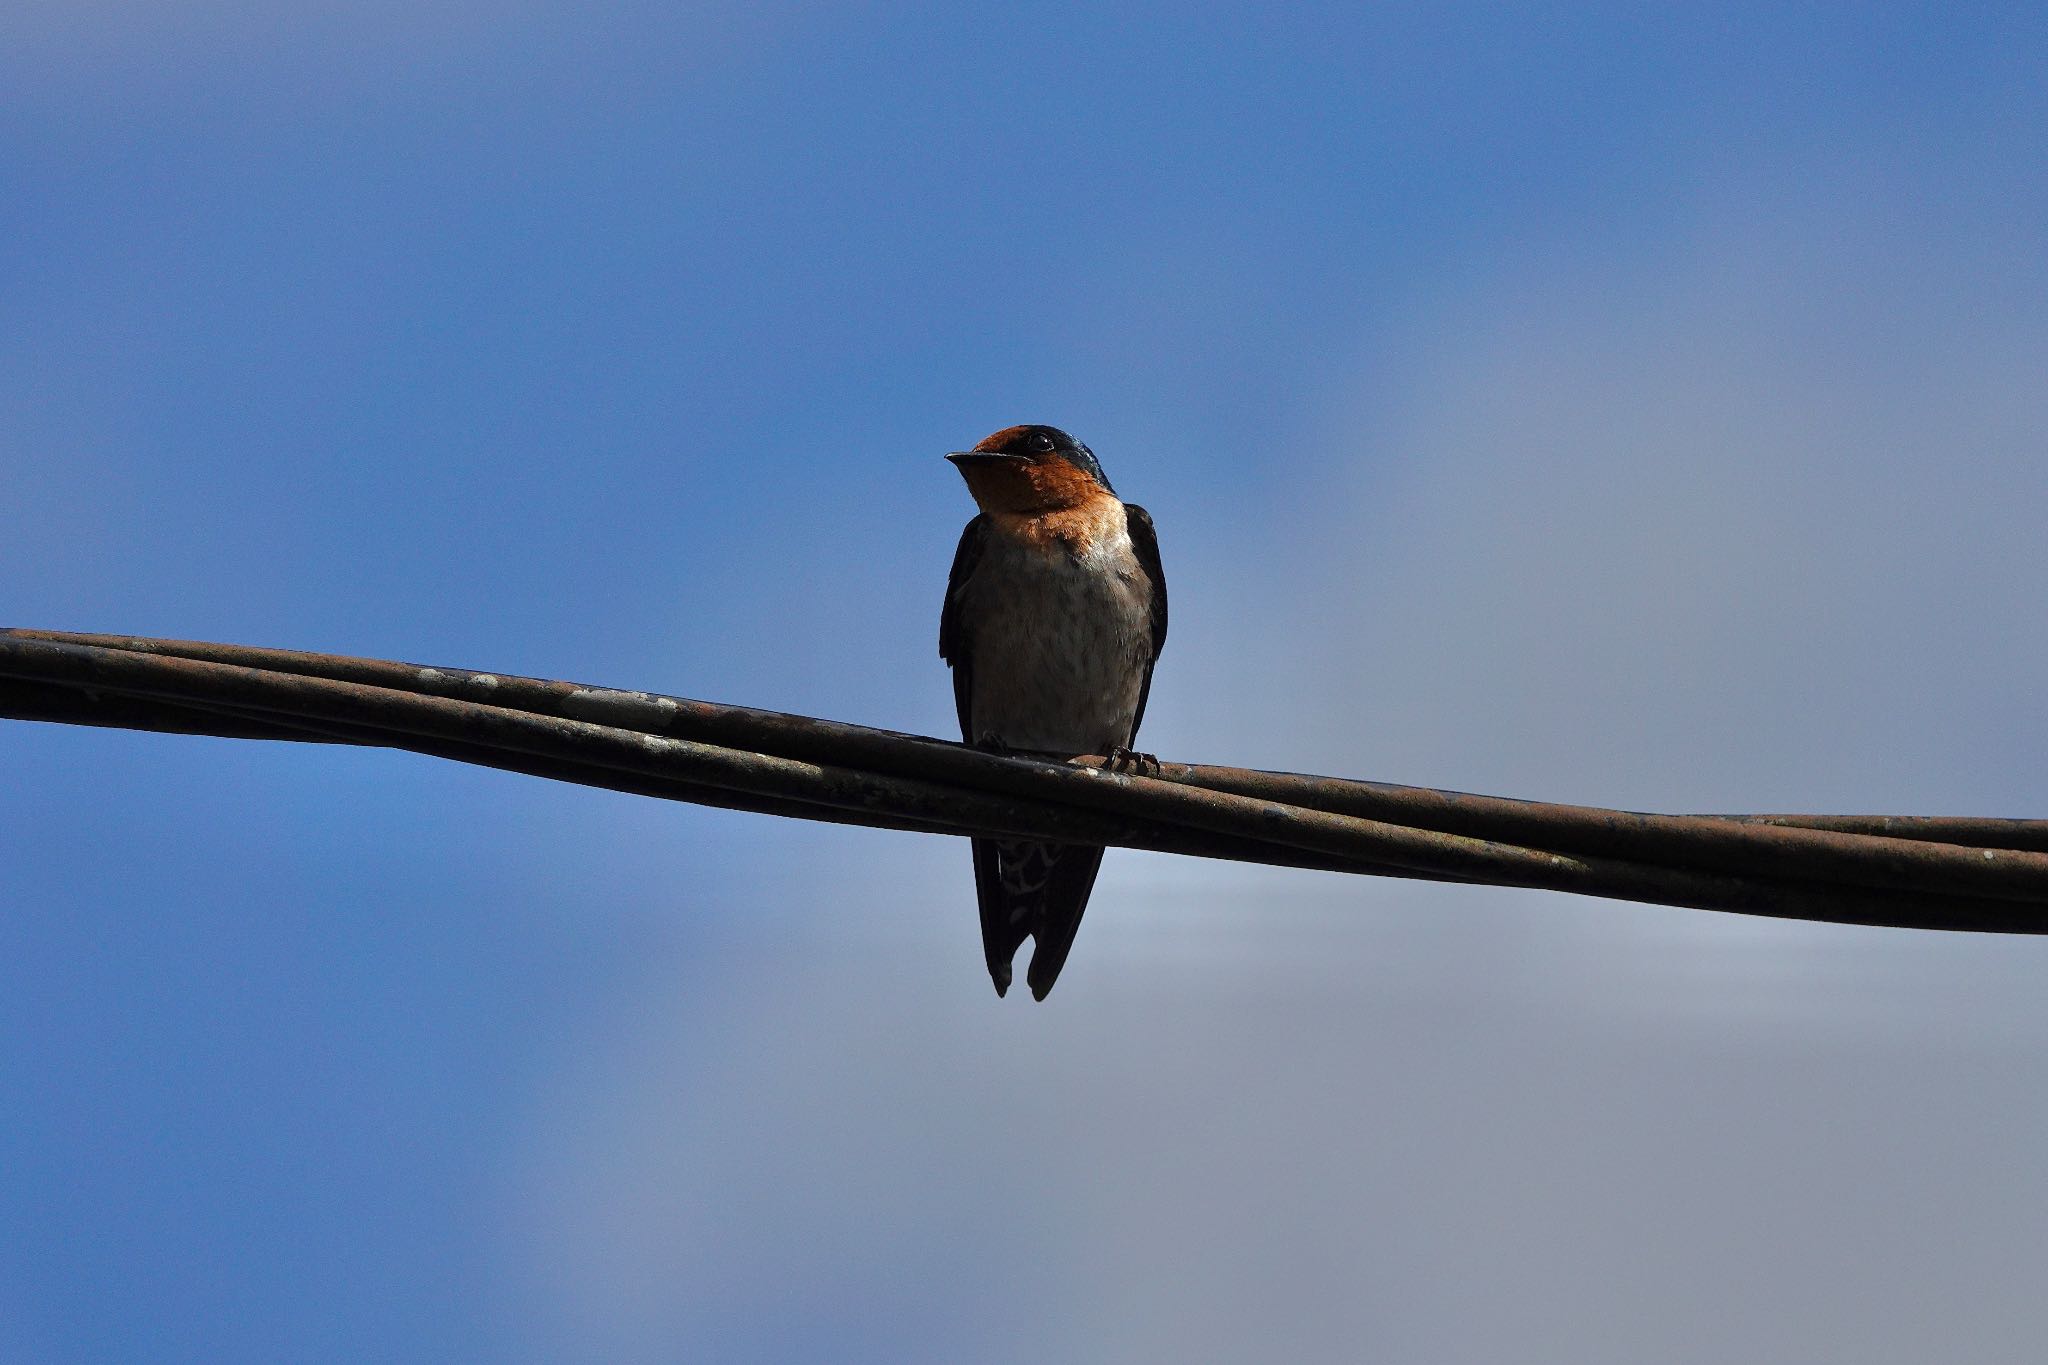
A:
[1102,745,1160,775]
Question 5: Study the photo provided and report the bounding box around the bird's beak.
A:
[946,450,1033,468]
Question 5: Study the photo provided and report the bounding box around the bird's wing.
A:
[939,513,989,740]
[1123,502,1168,744]
[942,515,1026,993]
[937,511,987,740]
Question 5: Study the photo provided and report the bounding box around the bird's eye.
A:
[1030,432,1056,453]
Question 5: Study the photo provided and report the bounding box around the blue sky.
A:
[5,4,2047,1361]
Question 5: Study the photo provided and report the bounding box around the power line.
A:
[4,628,2046,933]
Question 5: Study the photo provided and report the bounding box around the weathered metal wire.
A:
[0,634,1439,879]
[1121,764,2048,893]
[4,628,2047,934]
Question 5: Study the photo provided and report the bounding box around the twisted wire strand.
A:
[4,628,2046,933]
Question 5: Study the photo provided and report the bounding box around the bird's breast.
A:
[957,502,1156,754]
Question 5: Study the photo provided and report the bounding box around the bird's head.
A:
[946,425,1115,515]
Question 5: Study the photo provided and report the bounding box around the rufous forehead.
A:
[972,425,1036,453]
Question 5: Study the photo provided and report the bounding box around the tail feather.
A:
[971,837,1031,996]
[1023,844,1106,1000]
[972,837,1106,1001]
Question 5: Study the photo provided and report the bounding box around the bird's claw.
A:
[1102,745,1160,775]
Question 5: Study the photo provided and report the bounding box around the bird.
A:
[940,424,1167,999]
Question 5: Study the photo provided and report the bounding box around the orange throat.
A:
[959,456,1103,517]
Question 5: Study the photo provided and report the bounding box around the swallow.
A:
[940,424,1167,999]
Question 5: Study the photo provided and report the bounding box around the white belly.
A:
[960,525,1155,754]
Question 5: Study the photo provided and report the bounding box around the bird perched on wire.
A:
[940,424,1168,999]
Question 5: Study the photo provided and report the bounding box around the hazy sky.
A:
[5,5,2047,1361]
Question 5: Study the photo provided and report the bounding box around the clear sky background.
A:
[5,3,2047,1361]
